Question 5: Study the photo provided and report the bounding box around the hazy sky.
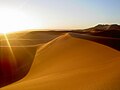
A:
[0,0,120,29]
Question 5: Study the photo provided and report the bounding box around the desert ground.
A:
[0,24,120,90]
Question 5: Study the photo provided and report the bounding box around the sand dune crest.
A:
[2,33,120,90]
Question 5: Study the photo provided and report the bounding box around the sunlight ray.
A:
[3,34,17,66]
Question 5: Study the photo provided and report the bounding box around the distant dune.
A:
[1,33,120,90]
[83,24,120,38]
[85,24,120,31]
[90,30,120,38]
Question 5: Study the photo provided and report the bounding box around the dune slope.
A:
[0,45,38,87]
[2,33,120,90]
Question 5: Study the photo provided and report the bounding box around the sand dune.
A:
[1,33,120,90]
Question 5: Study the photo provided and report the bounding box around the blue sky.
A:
[0,0,120,29]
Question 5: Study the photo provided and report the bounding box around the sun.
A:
[0,7,40,34]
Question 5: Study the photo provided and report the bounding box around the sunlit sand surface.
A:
[1,31,120,90]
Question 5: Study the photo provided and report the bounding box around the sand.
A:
[1,33,120,90]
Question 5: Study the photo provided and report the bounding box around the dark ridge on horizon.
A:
[87,24,120,31]
[86,24,120,38]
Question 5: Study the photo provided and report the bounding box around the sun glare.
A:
[0,8,40,34]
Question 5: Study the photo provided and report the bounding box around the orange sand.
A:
[1,33,120,90]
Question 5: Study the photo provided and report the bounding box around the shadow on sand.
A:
[0,40,39,87]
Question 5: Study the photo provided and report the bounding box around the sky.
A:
[0,0,120,30]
